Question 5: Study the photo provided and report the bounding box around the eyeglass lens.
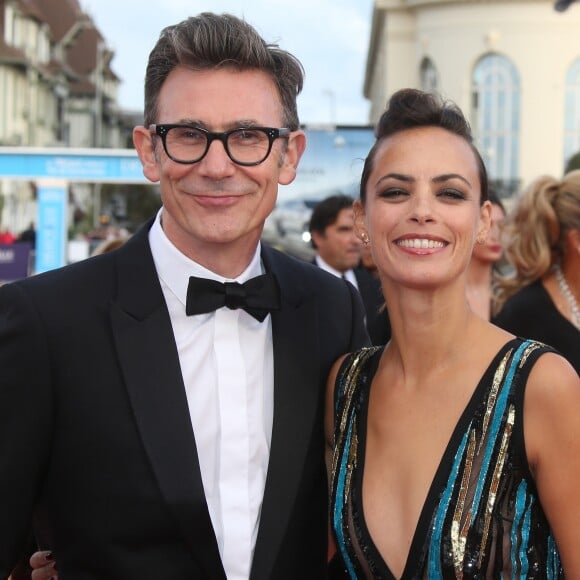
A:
[165,127,272,164]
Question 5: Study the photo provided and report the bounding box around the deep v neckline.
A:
[353,340,518,579]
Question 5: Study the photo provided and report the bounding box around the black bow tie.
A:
[186,273,281,322]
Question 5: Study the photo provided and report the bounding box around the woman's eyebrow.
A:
[432,173,472,187]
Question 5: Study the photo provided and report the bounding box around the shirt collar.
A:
[315,254,352,279]
[149,209,263,309]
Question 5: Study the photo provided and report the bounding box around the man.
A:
[309,194,390,345]
[0,13,368,580]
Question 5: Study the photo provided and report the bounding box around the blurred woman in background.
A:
[494,171,580,373]
[466,190,505,320]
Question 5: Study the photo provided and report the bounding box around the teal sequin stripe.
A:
[428,425,472,576]
[547,534,561,579]
[511,480,534,578]
[430,339,534,574]
[332,348,379,580]
[334,418,357,579]
[469,341,530,523]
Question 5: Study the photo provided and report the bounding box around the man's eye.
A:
[171,128,205,142]
[232,130,262,144]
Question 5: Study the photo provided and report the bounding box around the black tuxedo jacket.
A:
[0,221,369,580]
[312,258,390,346]
[353,267,391,346]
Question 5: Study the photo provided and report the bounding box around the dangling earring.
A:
[361,233,370,246]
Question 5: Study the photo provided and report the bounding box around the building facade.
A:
[364,0,580,195]
[0,0,133,235]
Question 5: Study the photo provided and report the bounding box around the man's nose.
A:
[196,140,236,177]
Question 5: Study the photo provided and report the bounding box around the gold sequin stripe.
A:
[479,350,510,454]
[477,405,515,568]
[451,429,477,577]
[519,341,542,368]
[333,349,378,478]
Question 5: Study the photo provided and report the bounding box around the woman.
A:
[326,89,580,578]
[494,172,580,373]
[466,190,506,320]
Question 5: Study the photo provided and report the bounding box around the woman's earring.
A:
[361,233,370,246]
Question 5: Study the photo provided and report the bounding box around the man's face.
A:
[312,207,361,272]
[133,66,305,273]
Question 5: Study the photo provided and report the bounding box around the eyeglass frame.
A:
[149,124,292,166]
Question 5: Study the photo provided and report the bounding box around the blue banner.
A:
[0,148,145,182]
[36,185,67,274]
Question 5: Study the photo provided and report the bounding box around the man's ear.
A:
[133,126,161,183]
[310,229,325,251]
[476,200,492,244]
[353,199,369,243]
[279,130,306,186]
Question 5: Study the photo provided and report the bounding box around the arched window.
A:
[420,57,438,93]
[564,58,580,168]
[472,54,520,194]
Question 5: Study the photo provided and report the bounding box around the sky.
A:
[83,0,375,126]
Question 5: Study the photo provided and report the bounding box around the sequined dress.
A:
[330,338,563,579]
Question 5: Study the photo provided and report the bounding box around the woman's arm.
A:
[524,352,580,574]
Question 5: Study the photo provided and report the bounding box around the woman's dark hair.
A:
[359,89,488,204]
[488,189,505,214]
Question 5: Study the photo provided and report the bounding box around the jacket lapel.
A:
[109,224,225,580]
[251,246,322,578]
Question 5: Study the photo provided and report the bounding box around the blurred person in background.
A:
[90,235,130,256]
[17,223,36,249]
[0,227,15,245]
[310,194,390,345]
[466,190,506,320]
[494,171,580,374]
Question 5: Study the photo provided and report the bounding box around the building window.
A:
[472,53,520,195]
[420,57,438,92]
[564,57,580,168]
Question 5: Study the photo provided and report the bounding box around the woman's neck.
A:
[466,259,493,320]
[381,281,482,383]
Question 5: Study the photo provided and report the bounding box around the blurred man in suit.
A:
[310,194,390,345]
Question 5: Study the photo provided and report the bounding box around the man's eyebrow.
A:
[170,119,261,129]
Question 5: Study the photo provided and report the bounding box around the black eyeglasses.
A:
[149,124,291,166]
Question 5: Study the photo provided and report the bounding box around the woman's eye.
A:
[438,188,466,201]
[379,188,408,199]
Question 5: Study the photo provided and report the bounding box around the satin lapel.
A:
[251,247,322,578]
[109,225,225,580]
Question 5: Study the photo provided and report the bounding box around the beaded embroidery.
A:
[330,339,563,579]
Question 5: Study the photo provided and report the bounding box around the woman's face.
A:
[471,202,505,265]
[355,126,491,290]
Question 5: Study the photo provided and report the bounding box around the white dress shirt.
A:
[314,254,359,290]
[149,211,274,580]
